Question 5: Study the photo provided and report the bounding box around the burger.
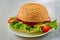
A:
[8,3,57,33]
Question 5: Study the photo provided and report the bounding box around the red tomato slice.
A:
[41,26,50,33]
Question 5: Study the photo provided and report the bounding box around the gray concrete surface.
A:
[0,0,60,40]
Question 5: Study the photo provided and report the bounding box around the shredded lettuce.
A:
[21,24,31,32]
[13,23,22,29]
[34,26,42,32]
[9,21,42,32]
[10,21,18,28]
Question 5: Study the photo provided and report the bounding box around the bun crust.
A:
[17,3,49,22]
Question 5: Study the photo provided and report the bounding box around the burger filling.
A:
[8,16,57,33]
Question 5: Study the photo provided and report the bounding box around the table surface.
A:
[0,0,60,40]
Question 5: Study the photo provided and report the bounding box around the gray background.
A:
[0,0,60,40]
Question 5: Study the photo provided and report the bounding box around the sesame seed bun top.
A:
[17,3,49,22]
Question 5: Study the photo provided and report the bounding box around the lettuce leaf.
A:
[21,24,31,32]
[13,23,22,29]
[10,16,16,18]
[49,19,57,29]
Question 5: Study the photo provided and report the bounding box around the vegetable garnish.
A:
[41,26,50,32]
[49,19,57,29]
[46,19,57,29]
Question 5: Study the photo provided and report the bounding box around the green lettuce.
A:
[49,19,57,29]
[34,26,42,32]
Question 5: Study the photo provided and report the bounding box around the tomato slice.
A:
[41,26,50,33]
